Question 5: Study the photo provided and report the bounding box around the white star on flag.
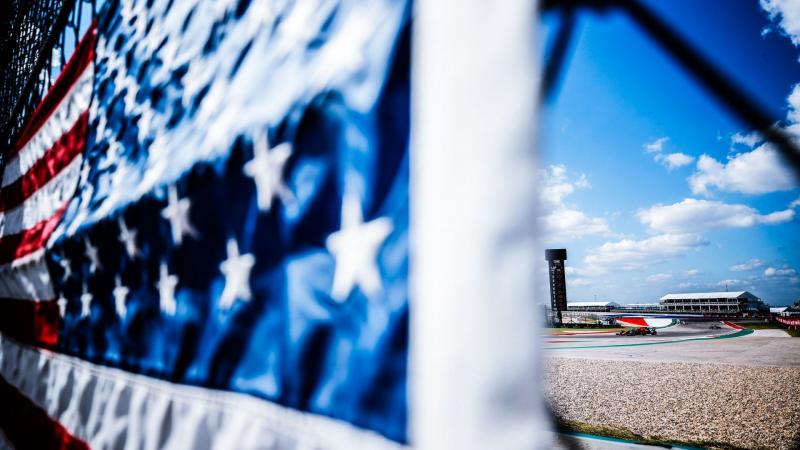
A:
[161,185,198,245]
[84,239,102,273]
[325,191,393,302]
[137,104,155,142]
[38,268,50,285]
[243,131,294,212]
[80,284,93,318]
[274,0,318,58]
[218,238,256,310]
[58,296,68,318]
[113,276,129,318]
[121,75,141,115]
[94,108,108,144]
[248,0,277,29]
[157,261,178,315]
[59,257,72,281]
[118,218,139,259]
[314,9,372,87]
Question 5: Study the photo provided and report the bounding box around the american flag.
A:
[2,0,552,448]
[0,22,94,348]
[1,0,409,447]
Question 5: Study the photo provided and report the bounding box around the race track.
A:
[543,322,800,367]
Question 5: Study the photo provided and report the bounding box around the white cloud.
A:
[637,198,794,233]
[584,233,709,272]
[761,0,800,46]
[764,266,798,277]
[678,281,699,289]
[542,209,613,242]
[717,279,744,288]
[759,209,795,224]
[690,44,799,196]
[731,131,762,148]
[645,137,669,154]
[646,273,673,283]
[540,165,578,206]
[655,152,695,170]
[539,165,612,242]
[685,269,700,276]
[730,259,765,272]
[571,278,591,286]
[689,145,797,195]
[644,137,695,170]
[790,196,800,208]
[788,84,800,124]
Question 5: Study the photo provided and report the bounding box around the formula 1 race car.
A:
[616,327,657,336]
[617,329,640,336]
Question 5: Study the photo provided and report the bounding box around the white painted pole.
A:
[411,0,550,448]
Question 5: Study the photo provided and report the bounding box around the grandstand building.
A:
[770,306,790,317]
[777,299,800,317]
[618,303,665,312]
[790,299,800,315]
[566,301,620,312]
[659,291,768,315]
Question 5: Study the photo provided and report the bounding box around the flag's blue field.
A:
[31,0,411,444]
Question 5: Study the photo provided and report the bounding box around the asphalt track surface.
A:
[543,322,800,367]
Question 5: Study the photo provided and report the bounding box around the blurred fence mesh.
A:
[0,0,93,152]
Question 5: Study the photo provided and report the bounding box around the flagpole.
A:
[411,0,550,447]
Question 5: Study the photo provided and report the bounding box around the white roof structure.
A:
[567,301,620,308]
[660,291,757,301]
[770,307,789,313]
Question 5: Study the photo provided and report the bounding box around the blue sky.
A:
[539,0,800,306]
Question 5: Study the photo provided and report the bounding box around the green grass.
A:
[559,420,750,450]
[732,321,800,337]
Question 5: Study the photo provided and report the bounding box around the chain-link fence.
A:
[541,0,800,177]
[0,0,94,152]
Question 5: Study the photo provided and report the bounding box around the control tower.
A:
[545,249,568,326]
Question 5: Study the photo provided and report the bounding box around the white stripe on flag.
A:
[0,155,82,237]
[2,65,92,188]
[0,335,407,450]
[0,251,54,300]
[411,0,550,448]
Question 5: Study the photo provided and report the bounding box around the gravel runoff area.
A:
[545,357,800,449]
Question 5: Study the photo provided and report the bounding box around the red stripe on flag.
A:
[0,375,90,450]
[0,205,67,264]
[0,299,59,347]
[10,24,96,158]
[0,112,87,213]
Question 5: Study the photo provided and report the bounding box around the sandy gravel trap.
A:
[545,357,800,449]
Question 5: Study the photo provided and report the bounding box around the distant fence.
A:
[547,310,617,327]
[775,316,800,328]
